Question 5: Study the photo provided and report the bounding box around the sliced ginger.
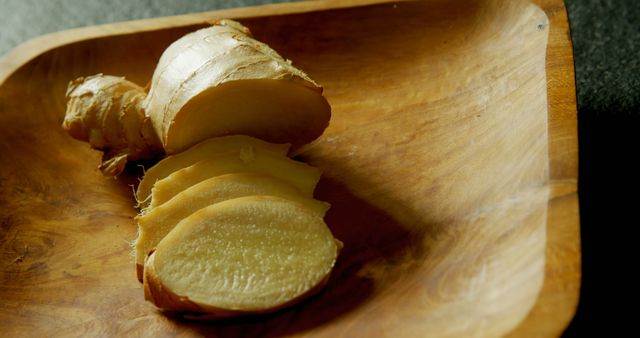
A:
[143,196,339,317]
[147,147,321,209]
[135,135,290,207]
[61,18,340,319]
[134,172,330,280]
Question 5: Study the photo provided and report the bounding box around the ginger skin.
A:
[63,74,163,175]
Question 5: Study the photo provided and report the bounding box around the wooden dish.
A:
[0,0,579,336]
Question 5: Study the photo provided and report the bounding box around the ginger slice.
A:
[143,196,339,317]
[135,135,290,207]
[147,147,321,209]
[134,172,330,281]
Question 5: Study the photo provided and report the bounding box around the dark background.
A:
[1,0,638,335]
[562,0,638,336]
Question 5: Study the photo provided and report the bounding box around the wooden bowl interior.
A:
[0,0,554,337]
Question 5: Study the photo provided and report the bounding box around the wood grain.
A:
[0,0,579,337]
[505,0,581,336]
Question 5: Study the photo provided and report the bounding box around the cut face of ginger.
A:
[134,172,330,281]
[147,147,321,209]
[136,135,290,207]
[161,79,331,154]
[143,196,339,317]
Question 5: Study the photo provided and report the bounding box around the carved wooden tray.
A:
[0,0,579,336]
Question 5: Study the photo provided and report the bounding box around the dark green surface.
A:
[566,0,639,115]
[1,0,638,336]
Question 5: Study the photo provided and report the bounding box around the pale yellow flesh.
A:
[164,79,330,154]
[135,172,330,268]
[148,148,321,209]
[152,196,338,311]
[136,135,290,207]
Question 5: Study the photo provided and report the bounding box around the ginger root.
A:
[63,75,162,175]
[62,20,330,176]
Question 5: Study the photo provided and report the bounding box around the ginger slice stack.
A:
[136,137,339,317]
